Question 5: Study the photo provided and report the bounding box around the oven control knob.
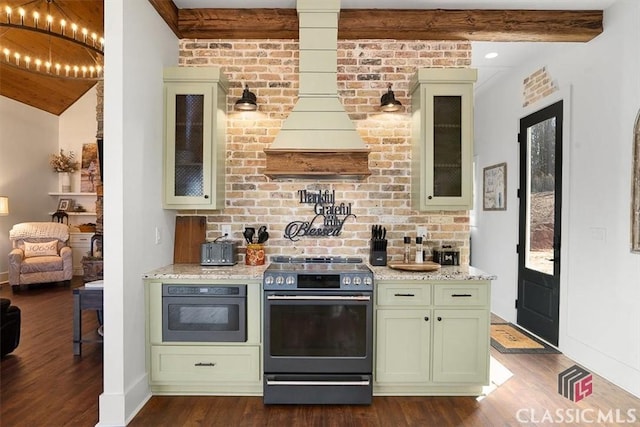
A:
[285,276,295,285]
[275,276,285,285]
[343,276,351,285]
[265,276,274,285]
[364,277,373,286]
[353,276,362,286]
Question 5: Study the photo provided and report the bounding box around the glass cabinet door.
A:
[433,95,463,198]
[174,94,205,198]
[411,69,476,211]
[165,84,213,206]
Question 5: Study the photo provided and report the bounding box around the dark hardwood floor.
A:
[2,280,639,426]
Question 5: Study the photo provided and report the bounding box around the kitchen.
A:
[44,0,640,425]
[145,0,492,405]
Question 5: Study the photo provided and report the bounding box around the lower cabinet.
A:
[376,309,431,383]
[374,281,490,396]
[145,280,262,395]
[432,309,489,384]
[69,232,92,276]
[150,345,260,384]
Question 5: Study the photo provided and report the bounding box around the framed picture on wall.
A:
[483,162,507,211]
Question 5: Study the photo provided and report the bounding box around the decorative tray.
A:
[387,261,441,272]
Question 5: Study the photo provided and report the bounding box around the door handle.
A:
[267,295,371,302]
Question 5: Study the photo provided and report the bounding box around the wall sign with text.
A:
[284,189,356,241]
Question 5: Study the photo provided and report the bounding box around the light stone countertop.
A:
[144,263,495,282]
[143,263,268,281]
[368,264,496,281]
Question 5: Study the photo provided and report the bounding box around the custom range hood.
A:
[264,0,371,180]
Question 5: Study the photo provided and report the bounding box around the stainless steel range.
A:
[263,256,374,405]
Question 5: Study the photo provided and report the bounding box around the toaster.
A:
[200,241,238,266]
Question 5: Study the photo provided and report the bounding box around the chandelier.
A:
[0,0,103,80]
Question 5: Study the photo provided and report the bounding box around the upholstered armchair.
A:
[9,222,73,291]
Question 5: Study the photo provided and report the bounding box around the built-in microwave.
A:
[162,284,247,342]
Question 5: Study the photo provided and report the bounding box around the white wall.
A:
[0,97,58,281]
[99,0,178,425]
[473,0,640,397]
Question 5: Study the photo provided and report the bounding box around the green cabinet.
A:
[145,280,262,395]
[410,68,477,211]
[432,309,489,384]
[163,67,228,209]
[374,280,489,396]
[376,309,431,383]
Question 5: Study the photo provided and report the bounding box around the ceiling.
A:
[0,0,614,115]
[0,0,103,115]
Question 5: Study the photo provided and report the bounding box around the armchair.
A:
[9,222,73,291]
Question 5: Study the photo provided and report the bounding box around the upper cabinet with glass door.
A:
[410,69,477,211]
[163,67,228,209]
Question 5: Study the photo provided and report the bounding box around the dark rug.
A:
[490,323,561,354]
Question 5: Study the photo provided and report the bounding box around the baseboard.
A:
[0,271,8,284]
[97,372,151,426]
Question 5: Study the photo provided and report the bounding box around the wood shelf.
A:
[48,192,97,196]
[48,212,97,216]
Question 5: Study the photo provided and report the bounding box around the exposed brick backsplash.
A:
[178,39,472,264]
[523,66,558,108]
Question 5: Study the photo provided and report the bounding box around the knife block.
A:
[369,240,387,266]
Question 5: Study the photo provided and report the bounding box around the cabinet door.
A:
[432,309,488,384]
[423,84,473,209]
[376,309,431,383]
[411,69,476,211]
[164,83,214,207]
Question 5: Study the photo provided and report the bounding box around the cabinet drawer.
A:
[70,234,92,245]
[377,283,431,306]
[151,345,260,383]
[434,284,488,306]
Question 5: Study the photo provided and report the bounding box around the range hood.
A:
[264,0,371,180]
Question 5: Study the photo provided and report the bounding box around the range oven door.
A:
[263,291,373,374]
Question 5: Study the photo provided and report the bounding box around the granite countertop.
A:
[144,263,495,282]
[143,263,268,281]
[368,264,496,281]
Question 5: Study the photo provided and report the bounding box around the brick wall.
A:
[523,66,558,108]
[178,39,472,264]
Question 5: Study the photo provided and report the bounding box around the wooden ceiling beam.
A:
[173,8,602,42]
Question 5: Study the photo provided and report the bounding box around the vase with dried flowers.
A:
[50,149,79,193]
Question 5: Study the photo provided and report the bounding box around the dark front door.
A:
[517,100,563,346]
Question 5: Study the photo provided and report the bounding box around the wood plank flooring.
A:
[2,280,639,426]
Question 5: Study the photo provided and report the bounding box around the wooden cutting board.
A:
[387,261,441,272]
[173,216,206,264]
